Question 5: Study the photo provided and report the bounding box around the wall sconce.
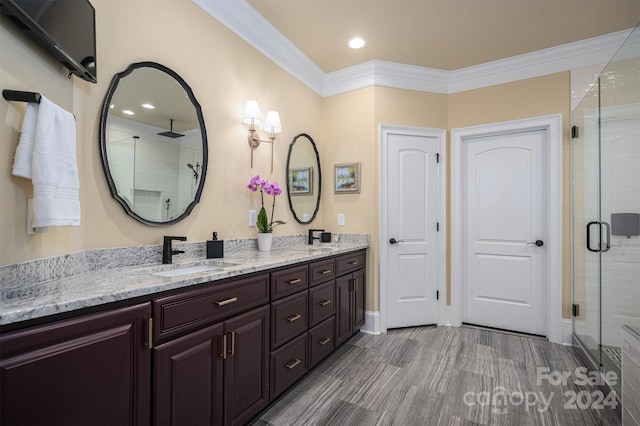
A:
[243,100,282,173]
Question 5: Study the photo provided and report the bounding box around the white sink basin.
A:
[153,265,222,277]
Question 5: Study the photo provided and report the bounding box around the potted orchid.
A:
[247,175,286,251]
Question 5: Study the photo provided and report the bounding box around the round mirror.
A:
[99,62,207,226]
[286,133,321,224]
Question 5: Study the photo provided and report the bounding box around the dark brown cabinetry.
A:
[153,275,270,426]
[335,250,366,346]
[1,249,366,426]
[0,303,151,426]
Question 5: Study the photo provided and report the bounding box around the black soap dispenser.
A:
[207,232,224,259]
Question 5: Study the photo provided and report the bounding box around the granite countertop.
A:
[0,237,368,326]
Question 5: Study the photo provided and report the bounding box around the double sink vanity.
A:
[0,236,368,426]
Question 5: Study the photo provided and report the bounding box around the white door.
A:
[462,129,547,335]
[384,128,441,329]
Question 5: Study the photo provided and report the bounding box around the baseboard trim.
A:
[361,311,383,335]
[562,318,573,346]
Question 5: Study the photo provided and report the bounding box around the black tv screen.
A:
[0,0,97,83]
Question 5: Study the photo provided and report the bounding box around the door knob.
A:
[527,240,544,247]
[389,238,404,245]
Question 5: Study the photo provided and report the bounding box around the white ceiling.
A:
[248,0,640,73]
[196,0,639,96]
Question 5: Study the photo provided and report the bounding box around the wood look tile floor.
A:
[252,326,622,426]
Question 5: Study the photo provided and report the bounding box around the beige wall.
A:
[1,1,573,319]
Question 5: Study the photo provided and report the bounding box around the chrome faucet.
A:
[163,236,187,264]
[308,229,325,245]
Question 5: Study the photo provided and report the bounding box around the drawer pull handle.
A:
[320,270,332,275]
[286,314,302,322]
[287,278,302,285]
[349,261,359,265]
[215,297,238,307]
[319,300,332,306]
[318,337,331,346]
[286,359,301,369]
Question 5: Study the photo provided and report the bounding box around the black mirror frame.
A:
[286,133,321,224]
[99,62,208,226]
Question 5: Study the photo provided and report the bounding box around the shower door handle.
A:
[586,221,610,253]
[601,221,611,252]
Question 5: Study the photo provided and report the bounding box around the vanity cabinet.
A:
[152,275,270,426]
[1,248,366,426]
[0,303,151,426]
[335,250,366,346]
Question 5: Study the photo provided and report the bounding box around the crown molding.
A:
[194,0,633,97]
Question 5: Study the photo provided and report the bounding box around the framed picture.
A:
[289,167,313,195]
[334,162,360,194]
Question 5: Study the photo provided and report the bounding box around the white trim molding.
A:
[379,125,447,333]
[451,114,563,344]
[194,0,632,97]
[562,319,574,346]
[361,311,382,335]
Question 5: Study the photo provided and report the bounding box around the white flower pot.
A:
[257,233,273,252]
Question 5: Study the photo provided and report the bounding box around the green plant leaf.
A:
[257,207,269,232]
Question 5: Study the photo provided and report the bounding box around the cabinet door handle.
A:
[286,314,302,322]
[349,261,359,265]
[285,359,301,369]
[215,297,238,307]
[319,300,332,306]
[229,331,235,355]
[320,270,332,275]
[318,337,331,346]
[352,278,358,292]
[220,334,227,360]
[146,318,153,350]
[287,278,302,285]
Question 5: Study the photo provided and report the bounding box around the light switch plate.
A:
[249,210,257,227]
[338,213,345,226]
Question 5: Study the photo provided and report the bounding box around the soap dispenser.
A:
[207,232,224,258]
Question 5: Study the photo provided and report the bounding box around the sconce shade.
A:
[243,100,262,125]
[263,111,282,134]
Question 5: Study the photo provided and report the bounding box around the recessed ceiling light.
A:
[122,110,135,115]
[141,103,155,109]
[348,36,366,49]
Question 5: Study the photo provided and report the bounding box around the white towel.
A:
[12,95,80,227]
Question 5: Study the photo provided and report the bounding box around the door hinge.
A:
[436,222,440,232]
[571,125,579,139]
[436,153,440,163]
[436,290,440,300]
[572,304,580,317]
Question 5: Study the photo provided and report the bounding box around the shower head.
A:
[157,119,184,138]
[187,163,199,180]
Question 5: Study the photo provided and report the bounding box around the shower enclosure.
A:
[572,24,640,397]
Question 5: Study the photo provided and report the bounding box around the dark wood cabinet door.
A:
[0,303,151,426]
[153,323,224,426]
[223,305,270,426]
[353,268,366,329]
[335,274,352,345]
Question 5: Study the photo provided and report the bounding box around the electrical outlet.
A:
[249,210,257,227]
[338,213,345,226]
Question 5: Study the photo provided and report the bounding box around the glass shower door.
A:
[572,79,602,367]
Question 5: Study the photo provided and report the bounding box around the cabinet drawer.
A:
[309,258,336,287]
[271,264,308,300]
[271,291,308,349]
[336,251,366,275]
[308,316,335,369]
[309,280,335,327]
[153,274,269,341]
[270,333,308,399]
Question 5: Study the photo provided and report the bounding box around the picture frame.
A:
[334,162,360,194]
[289,167,313,195]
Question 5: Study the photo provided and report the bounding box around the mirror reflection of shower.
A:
[165,198,171,220]
[187,162,200,181]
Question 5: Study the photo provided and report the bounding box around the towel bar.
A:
[2,89,41,104]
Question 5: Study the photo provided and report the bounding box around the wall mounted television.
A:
[0,0,97,83]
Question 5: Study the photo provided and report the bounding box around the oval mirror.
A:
[286,133,321,224]
[99,62,207,226]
